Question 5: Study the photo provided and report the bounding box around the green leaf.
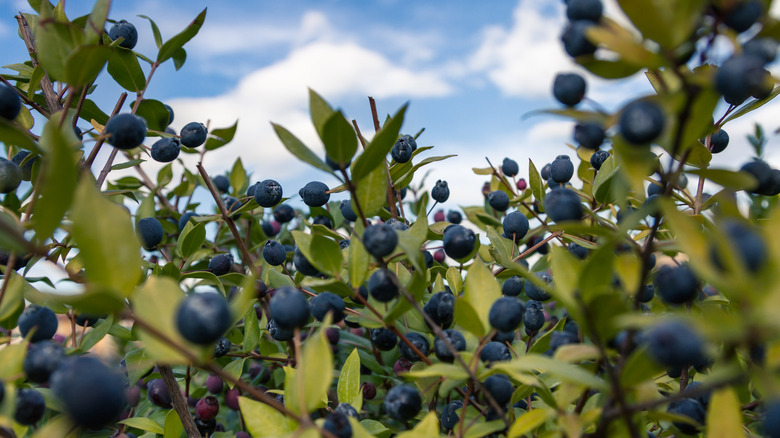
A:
[118,418,164,435]
[507,408,554,438]
[585,21,665,68]
[528,159,544,202]
[134,99,170,132]
[322,111,357,164]
[723,85,780,125]
[337,348,363,410]
[223,358,246,389]
[137,15,163,48]
[592,155,620,204]
[71,177,142,296]
[0,118,42,154]
[239,396,295,437]
[351,104,407,181]
[180,271,225,294]
[35,21,83,82]
[405,362,469,381]
[285,317,333,414]
[292,230,343,277]
[576,55,643,79]
[686,168,757,191]
[706,387,745,438]
[84,0,109,44]
[349,236,369,287]
[64,44,111,87]
[617,0,707,49]
[205,120,239,151]
[157,8,207,64]
[271,123,333,174]
[395,412,439,438]
[163,408,184,438]
[309,88,335,139]
[353,164,388,218]
[172,48,187,70]
[79,99,109,125]
[242,306,260,353]
[0,341,26,379]
[493,354,608,391]
[177,221,205,258]
[461,257,502,337]
[107,46,146,92]
[230,158,247,195]
[124,349,154,387]
[77,315,113,352]
[31,120,78,241]
[0,272,26,327]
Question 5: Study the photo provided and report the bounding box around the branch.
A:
[15,14,61,113]
[158,365,202,438]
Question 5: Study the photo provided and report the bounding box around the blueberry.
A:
[50,356,125,428]
[370,328,398,351]
[267,319,294,341]
[590,150,610,170]
[540,163,552,181]
[712,220,767,272]
[262,240,287,266]
[568,242,589,259]
[724,0,763,32]
[105,113,146,150]
[194,418,217,436]
[743,37,778,64]
[548,331,579,354]
[108,19,138,49]
[214,337,231,358]
[654,264,698,304]
[493,330,516,344]
[313,215,333,229]
[525,272,552,301]
[446,210,462,224]
[14,388,45,425]
[561,20,597,57]
[716,54,768,105]
[391,140,413,163]
[178,212,199,231]
[253,179,283,207]
[339,239,351,249]
[299,181,330,207]
[270,287,310,330]
[363,223,398,259]
[443,225,476,259]
[637,284,654,303]
[741,159,777,195]
[212,175,230,194]
[334,402,358,418]
[646,320,706,368]
[176,292,232,345]
[552,73,587,106]
[323,412,352,438]
[709,129,729,154]
[150,137,180,162]
[368,269,398,302]
[667,398,705,434]
[431,180,450,203]
[551,155,574,183]
[18,305,58,343]
[566,0,603,22]
[483,374,514,405]
[208,253,233,276]
[574,122,605,149]
[163,103,174,125]
[524,300,545,331]
[423,291,455,328]
[480,341,512,364]
[441,400,463,431]
[384,385,422,421]
[502,211,529,242]
[261,220,279,237]
[434,329,466,363]
[764,400,780,438]
[488,190,510,211]
[399,332,430,361]
[136,217,163,250]
[544,187,583,222]
[293,247,320,277]
[309,292,345,323]
[619,100,665,145]
[10,151,35,182]
[502,158,519,177]
[685,381,711,409]
[489,296,525,332]
[340,199,358,222]
[273,204,295,223]
[0,84,21,120]
[502,276,524,296]
[422,250,434,268]
[0,158,22,193]
[180,122,207,147]
[23,340,65,383]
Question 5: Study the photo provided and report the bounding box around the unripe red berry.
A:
[195,396,220,421]
[362,382,377,400]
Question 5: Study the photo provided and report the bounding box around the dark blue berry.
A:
[180,122,207,147]
[399,332,430,361]
[18,305,58,343]
[502,276,524,296]
[254,180,283,208]
[384,385,422,421]
[151,137,181,162]
[551,155,574,183]
[309,292,345,323]
[273,204,295,223]
[619,100,665,145]
[137,217,163,250]
[363,223,398,258]
[434,329,466,363]
[176,292,232,345]
[443,225,476,259]
[488,190,510,211]
[368,269,398,302]
[431,180,450,203]
[212,175,230,193]
[269,287,310,330]
[263,240,287,266]
[489,296,524,332]
[574,122,605,149]
[544,187,583,222]
[105,113,146,150]
[502,158,519,177]
[208,254,233,276]
[108,19,138,49]
[299,181,330,207]
[370,328,397,351]
[480,342,511,364]
[552,73,586,106]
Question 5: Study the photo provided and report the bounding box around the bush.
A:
[0,1,779,437]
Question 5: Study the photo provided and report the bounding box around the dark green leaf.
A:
[35,21,84,82]
[137,14,163,48]
[617,0,707,49]
[353,164,387,218]
[322,111,357,164]
[230,158,247,195]
[205,120,238,150]
[64,44,111,87]
[292,231,342,277]
[157,8,207,64]
[172,48,186,70]
[0,118,42,154]
[111,159,145,170]
[79,99,109,125]
[309,88,335,139]
[78,314,114,352]
[528,159,544,202]
[177,221,205,258]
[107,47,146,92]
[271,123,332,173]
[351,104,407,181]
[133,99,169,132]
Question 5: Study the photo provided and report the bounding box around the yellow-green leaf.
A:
[396,412,439,438]
[462,256,502,336]
[239,396,295,438]
[285,316,334,414]
[0,341,26,379]
[337,348,362,411]
[508,408,554,438]
[353,163,388,218]
[706,387,745,438]
[131,277,194,363]
[118,417,164,435]
[163,408,184,438]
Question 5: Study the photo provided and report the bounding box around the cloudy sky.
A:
[2,0,780,210]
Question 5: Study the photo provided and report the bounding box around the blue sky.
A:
[1,0,780,210]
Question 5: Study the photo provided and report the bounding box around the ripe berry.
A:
[340,199,358,222]
[262,240,287,266]
[254,179,283,207]
[208,253,233,276]
[105,113,146,150]
[209,175,229,194]
[309,292,346,323]
[370,328,398,351]
[14,388,45,425]
[619,100,665,145]
[195,396,220,421]
[480,341,511,364]
[488,190,510,211]
[574,122,605,149]
[146,379,172,408]
[178,212,199,231]
[566,0,603,22]
[502,212,529,243]
[423,291,455,329]
[447,210,462,224]
[654,264,698,304]
[293,247,320,277]
[391,140,413,163]
[524,300,545,331]
[434,329,466,363]
[552,73,587,106]
[431,180,450,203]
[646,320,706,368]
[23,340,65,383]
[551,155,574,183]
[502,158,519,177]
[548,331,579,354]
[483,374,514,405]
[716,54,768,105]
[151,137,181,162]
[269,287,310,330]
[267,319,294,341]
[0,158,22,194]
[764,400,780,438]
[108,20,138,49]
[299,181,330,207]
[399,332,430,361]
[18,305,58,343]
[194,418,216,436]
[568,242,589,259]
[502,276,524,296]
[313,215,333,229]
[384,385,422,421]
[724,0,763,32]
[590,150,610,170]
[740,159,777,195]
[176,292,232,345]
[368,268,399,302]
[180,122,207,147]
[51,356,125,429]
[273,204,295,223]
[489,296,524,332]
[712,220,767,272]
[136,217,163,250]
[561,20,597,57]
[544,187,583,222]
[709,129,729,154]
[362,383,377,400]
[743,37,778,64]
[525,272,552,301]
[441,400,463,431]
[443,225,476,259]
[667,398,705,434]
[0,85,21,121]
[11,151,36,182]
[206,375,224,394]
[323,412,352,438]
[363,223,398,258]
